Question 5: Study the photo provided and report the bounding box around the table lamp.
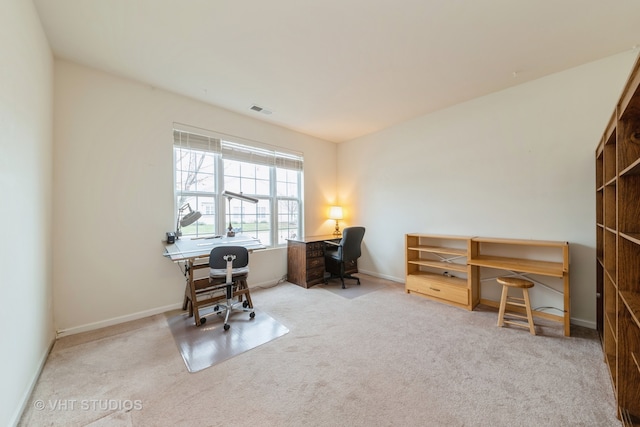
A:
[329,206,343,236]
[176,203,202,239]
[222,190,259,237]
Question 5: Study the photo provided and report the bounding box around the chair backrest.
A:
[209,246,249,269]
[339,226,365,262]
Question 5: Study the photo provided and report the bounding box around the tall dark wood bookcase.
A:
[595,54,640,426]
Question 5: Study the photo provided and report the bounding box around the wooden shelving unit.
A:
[468,237,570,336]
[405,234,570,334]
[595,54,640,425]
[405,234,479,310]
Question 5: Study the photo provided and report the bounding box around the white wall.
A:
[53,60,337,334]
[338,51,639,327]
[0,1,54,426]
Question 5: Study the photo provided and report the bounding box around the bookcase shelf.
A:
[595,54,640,425]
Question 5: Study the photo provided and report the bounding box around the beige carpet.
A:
[20,275,618,426]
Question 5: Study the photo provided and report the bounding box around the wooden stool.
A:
[496,277,536,335]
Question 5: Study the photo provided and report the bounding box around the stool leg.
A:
[497,285,509,327]
[522,288,536,335]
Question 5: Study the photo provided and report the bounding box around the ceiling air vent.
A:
[250,104,273,115]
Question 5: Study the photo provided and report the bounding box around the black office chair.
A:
[324,226,366,289]
[207,246,255,331]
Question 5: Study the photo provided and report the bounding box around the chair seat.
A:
[209,266,250,278]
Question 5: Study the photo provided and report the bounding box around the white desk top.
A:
[163,234,265,262]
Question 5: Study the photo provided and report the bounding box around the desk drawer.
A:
[307,256,324,269]
[307,267,325,282]
[306,242,325,255]
[406,274,468,305]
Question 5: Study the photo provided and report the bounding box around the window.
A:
[173,126,303,248]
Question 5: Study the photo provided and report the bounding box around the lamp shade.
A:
[329,206,343,220]
[180,210,202,227]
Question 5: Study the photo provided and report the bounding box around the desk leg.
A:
[239,279,253,308]
[187,260,203,326]
[563,273,570,337]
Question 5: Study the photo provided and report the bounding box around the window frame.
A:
[173,127,303,248]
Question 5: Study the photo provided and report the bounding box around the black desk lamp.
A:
[222,190,258,237]
[176,203,202,239]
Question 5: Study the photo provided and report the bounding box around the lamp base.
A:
[333,221,341,236]
[227,223,235,237]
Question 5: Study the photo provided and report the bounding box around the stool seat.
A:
[496,276,536,335]
[497,277,534,289]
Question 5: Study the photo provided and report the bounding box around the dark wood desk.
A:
[286,235,357,288]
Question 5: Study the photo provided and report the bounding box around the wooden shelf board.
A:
[632,352,640,376]
[605,177,617,187]
[468,255,565,277]
[620,157,640,176]
[620,291,640,329]
[408,259,467,273]
[605,312,618,342]
[472,236,568,248]
[407,272,467,288]
[407,233,472,240]
[407,245,466,256]
[621,232,640,245]
[604,268,617,286]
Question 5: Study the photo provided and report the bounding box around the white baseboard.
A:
[56,302,182,338]
[11,336,55,427]
[569,317,597,330]
[356,269,404,284]
[55,276,283,338]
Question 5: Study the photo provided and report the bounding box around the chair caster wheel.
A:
[250,311,255,319]
[243,301,249,308]
[223,323,230,331]
[199,317,206,325]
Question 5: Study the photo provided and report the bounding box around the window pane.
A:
[276,168,299,197]
[256,165,269,180]
[196,173,215,192]
[175,147,216,238]
[240,178,256,194]
[241,163,256,178]
[177,195,215,237]
[278,199,299,244]
[226,199,271,246]
[256,179,270,195]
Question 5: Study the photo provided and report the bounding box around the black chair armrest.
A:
[324,240,341,247]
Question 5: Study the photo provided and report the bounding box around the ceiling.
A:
[33,0,640,143]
